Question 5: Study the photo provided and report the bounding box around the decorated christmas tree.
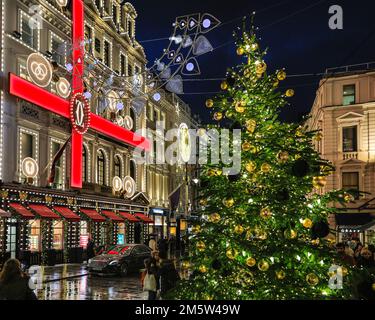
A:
[172,24,356,300]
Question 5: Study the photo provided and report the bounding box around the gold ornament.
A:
[192,225,201,234]
[276,270,286,280]
[284,229,298,239]
[244,68,251,78]
[181,261,191,269]
[302,218,313,229]
[285,89,295,97]
[311,238,320,246]
[258,260,270,272]
[245,161,256,173]
[255,60,267,74]
[203,294,214,300]
[226,110,234,119]
[371,283,375,291]
[209,213,221,223]
[260,207,272,219]
[226,248,238,260]
[235,101,245,113]
[223,198,234,208]
[306,273,319,286]
[313,176,327,189]
[234,225,244,235]
[237,47,245,56]
[205,99,214,108]
[261,163,271,173]
[277,70,287,81]
[199,265,208,273]
[213,112,223,121]
[242,141,252,152]
[221,81,228,90]
[199,198,208,206]
[277,151,289,163]
[344,193,353,203]
[196,241,206,252]
[245,119,256,133]
[246,257,256,267]
[207,169,216,177]
[251,43,259,51]
[273,79,279,87]
[341,266,348,277]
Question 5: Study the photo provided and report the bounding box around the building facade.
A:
[0,0,199,267]
[306,65,375,245]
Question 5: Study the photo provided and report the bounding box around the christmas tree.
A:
[172,24,356,300]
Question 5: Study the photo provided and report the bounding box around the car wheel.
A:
[120,263,128,277]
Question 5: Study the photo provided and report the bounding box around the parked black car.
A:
[87,244,151,276]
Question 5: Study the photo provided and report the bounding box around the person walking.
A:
[0,259,37,300]
[141,258,159,300]
[336,242,356,266]
[157,251,180,299]
[357,247,375,269]
[158,237,168,258]
[149,236,157,253]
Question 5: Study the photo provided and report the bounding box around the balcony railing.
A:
[343,152,358,160]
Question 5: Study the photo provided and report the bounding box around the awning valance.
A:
[119,212,140,223]
[53,206,80,222]
[80,209,106,222]
[9,203,35,219]
[134,213,153,224]
[0,209,11,218]
[29,204,61,219]
[101,210,124,222]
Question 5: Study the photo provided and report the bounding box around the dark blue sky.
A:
[130,0,375,123]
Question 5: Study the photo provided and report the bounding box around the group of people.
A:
[140,236,181,300]
[147,235,187,260]
[336,238,375,268]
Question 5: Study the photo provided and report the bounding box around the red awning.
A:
[119,212,140,223]
[29,204,60,219]
[53,206,81,222]
[101,210,124,222]
[80,209,106,222]
[0,209,11,218]
[134,213,154,224]
[9,203,35,219]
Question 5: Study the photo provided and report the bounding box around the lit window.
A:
[114,155,122,177]
[20,11,39,49]
[50,32,65,66]
[342,126,357,152]
[29,220,41,252]
[343,84,355,106]
[97,149,106,185]
[82,146,88,183]
[53,221,64,250]
[342,172,359,199]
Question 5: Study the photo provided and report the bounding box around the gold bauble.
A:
[244,68,252,78]
[257,230,268,240]
[234,225,244,235]
[203,294,214,300]
[181,261,190,269]
[285,89,295,97]
[276,270,286,280]
[261,163,271,173]
[258,260,270,272]
[207,169,216,177]
[237,47,245,56]
[245,161,256,173]
[221,81,228,90]
[306,273,319,286]
[277,151,289,163]
[199,199,208,206]
[235,101,245,113]
[223,198,234,208]
[372,283,375,291]
[213,112,223,121]
[313,176,327,189]
[311,238,320,246]
[255,60,267,74]
[242,141,252,152]
[344,193,353,203]
[284,229,298,239]
[226,248,238,260]
[199,265,208,273]
[251,43,259,51]
[192,225,201,234]
[196,241,206,252]
[205,99,214,108]
[260,207,272,219]
[209,213,221,223]
[246,257,256,267]
[277,70,287,81]
[341,266,348,277]
[245,119,257,133]
[302,218,313,229]
[273,79,279,87]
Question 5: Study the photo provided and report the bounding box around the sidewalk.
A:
[28,264,89,283]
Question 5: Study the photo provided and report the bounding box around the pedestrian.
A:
[336,242,355,266]
[149,236,157,253]
[141,258,159,300]
[357,247,375,269]
[158,237,168,258]
[86,235,96,261]
[180,238,186,257]
[157,251,180,299]
[0,259,37,300]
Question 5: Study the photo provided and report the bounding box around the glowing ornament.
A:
[221,81,228,90]
[234,225,244,235]
[242,141,252,152]
[192,225,201,234]
[260,207,272,219]
[199,199,208,206]
[209,213,221,223]
[306,273,319,286]
[213,112,223,121]
[226,248,238,260]
[199,265,208,273]
[246,257,256,267]
[237,47,245,56]
[273,79,279,87]
[302,218,313,229]
[255,60,267,74]
[277,70,287,81]
[313,176,327,189]
[284,229,298,239]
[244,68,251,78]
[372,283,375,291]
[258,260,269,272]
[196,241,206,252]
[235,101,245,113]
[245,161,256,173]
[285,89,295,97]
[205,99,214,108]
[277,151,289,163]
[245,119,256,133]
[276,270,286,280]
[223,198,234,208]
[181,261,191,269]
[261,163,271,173]
[251,43,259,51]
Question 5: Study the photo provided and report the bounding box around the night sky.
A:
[130,0,375,124]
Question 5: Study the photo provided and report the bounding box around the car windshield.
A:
[106,246,131,255]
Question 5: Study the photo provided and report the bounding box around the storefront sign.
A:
[112,176,123,192]
[26,53,52,88]
[123,176,136,198]
[21,157,39,178]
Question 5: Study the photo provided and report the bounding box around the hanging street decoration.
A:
[178,123,192,163]
[9,0,150,189]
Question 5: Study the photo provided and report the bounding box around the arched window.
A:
[130,160,136,181]
[114,155,122,178]
[82,146,87,183]
[130,108,136,132]
[97,149,105,185]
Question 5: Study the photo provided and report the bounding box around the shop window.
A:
[342,172,359,199]
[97,149,106,185]
[53,221,64,250]
[114,155,122,177]
[29,220,41,252]
[343,84,355,106]
[6,220,17,259]
[79,221,89,249]
[342,126,357,152]
[20,11,39,49]
[117,223,125,244]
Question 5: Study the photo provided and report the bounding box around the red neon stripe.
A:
[72,0,84,94]
[71,132,83,188]
[9,74,70,118]
[90,114,150,151]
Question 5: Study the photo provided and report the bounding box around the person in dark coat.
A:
[357,247,375,269]
[156,251,180,299]
[0,259,37,300]
[86,235,96,260]
[158,237,168,258]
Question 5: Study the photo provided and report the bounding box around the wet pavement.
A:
[32,265,147,300]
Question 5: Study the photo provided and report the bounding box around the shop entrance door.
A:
[134,223,142,244]
[6,220,18,259]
